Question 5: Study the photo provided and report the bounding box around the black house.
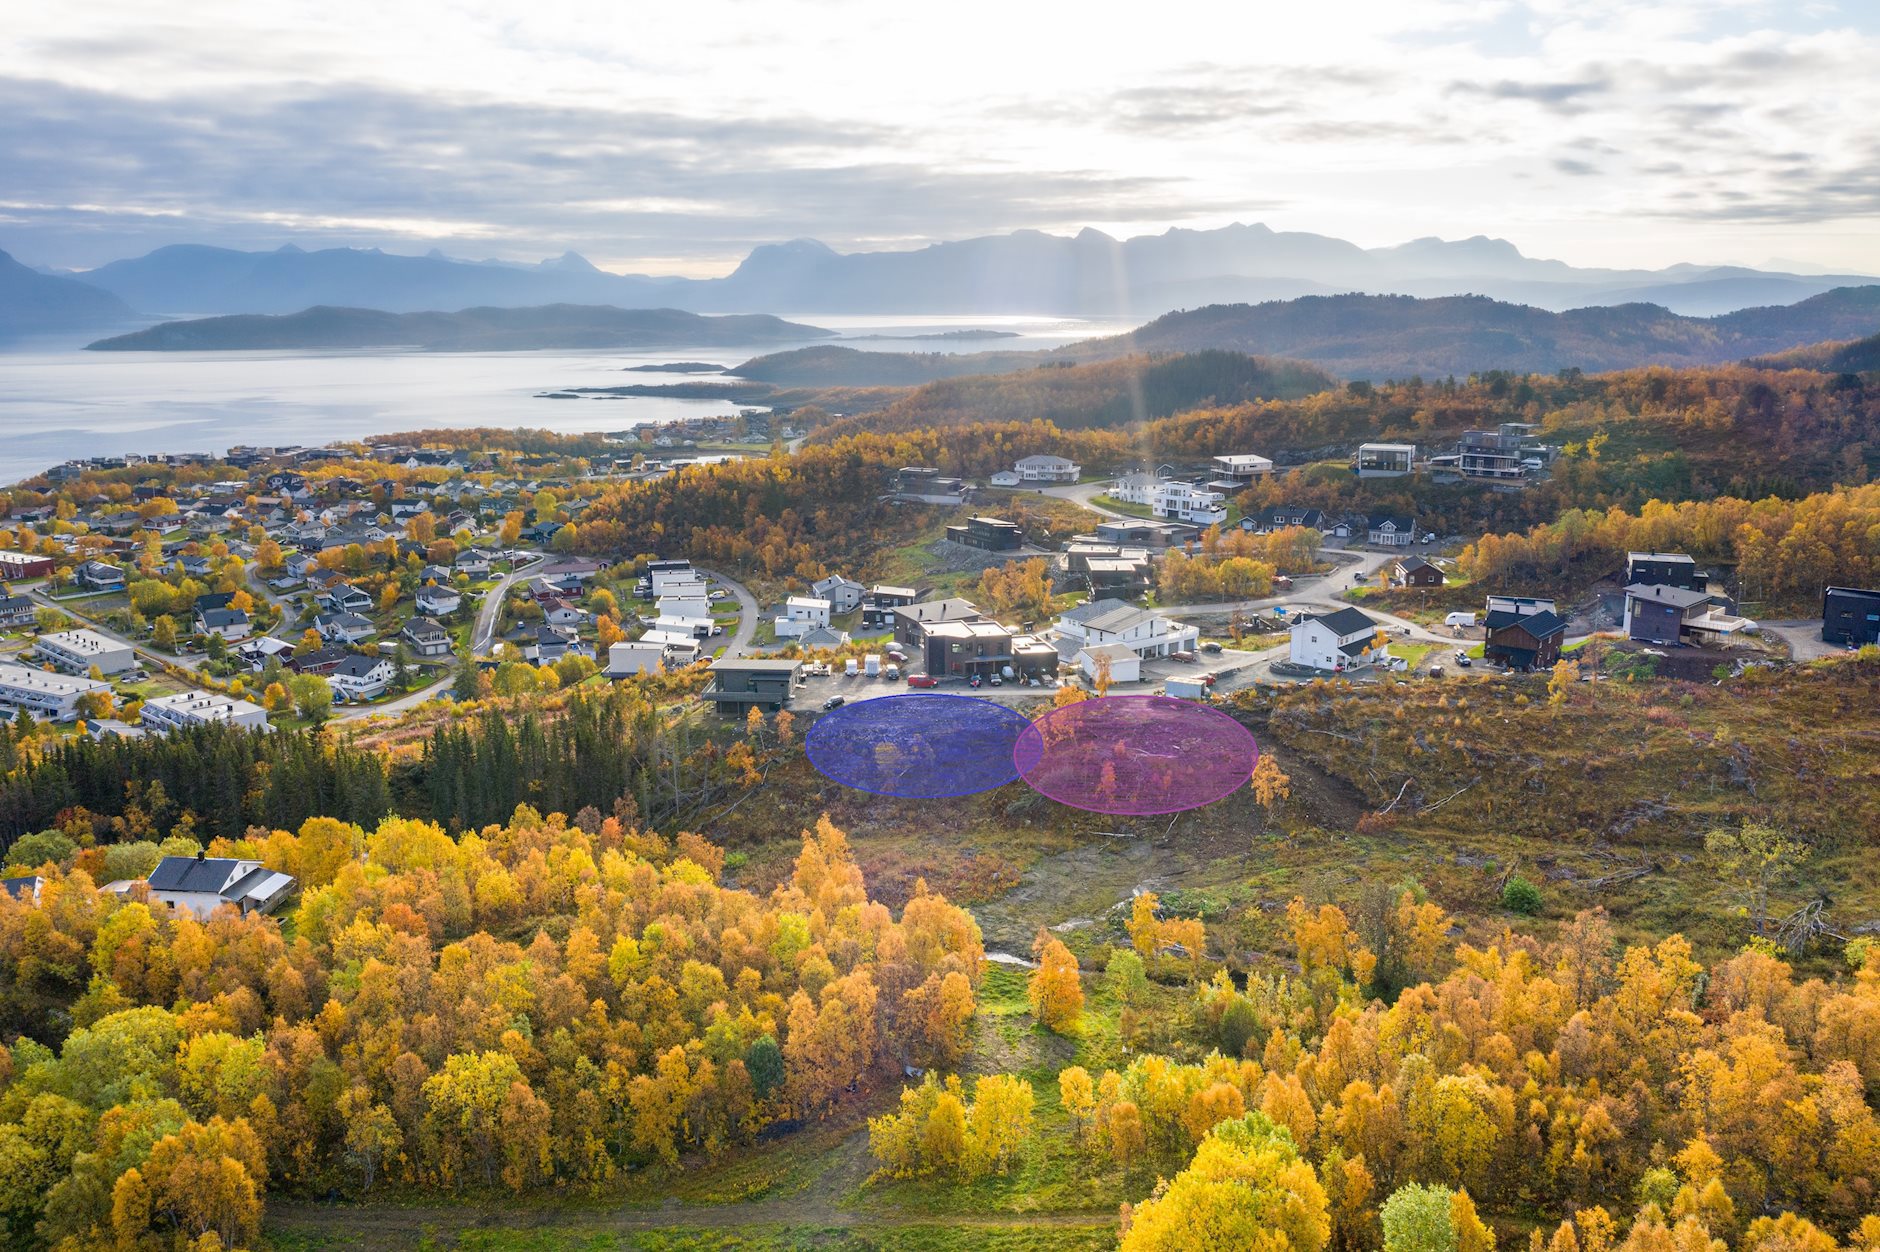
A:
[701,658,801,713]
[1822,586,1880,646]
[1626,551,1703,591]
[945,516,1023,552]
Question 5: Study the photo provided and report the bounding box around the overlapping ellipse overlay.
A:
[1013,695,1259,815]
[805,693,1032,798]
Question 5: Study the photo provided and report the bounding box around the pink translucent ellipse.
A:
[1012,694,1259,815]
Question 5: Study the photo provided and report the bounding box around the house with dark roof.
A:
[1390,555,1446,588]
[1483,595,1566,670]
[1052,600,1197,660]
[315,612,375,644]
[400,616,452,657]
[1289,606,1388,672]
[1,875,44,905]
[195,606,253,641]
[1367,515,1418,547]
[1622,584,1755,644]
[1243,506,1329,534]
[1626,551,1704,592]
[329,653,395,700]
[288,644,352,675]
[0,594,36,628]
[76,560,126,591]
[135,853,297,918]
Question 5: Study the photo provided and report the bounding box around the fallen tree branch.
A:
[1378,778,1414,815]
[1586,864,1653,889]
[1420,778,1479,813]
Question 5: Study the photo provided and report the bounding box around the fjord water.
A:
[0,314,1127,485]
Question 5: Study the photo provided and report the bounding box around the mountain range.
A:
[733,287,1880,383]
[0,250,136,336]
[11,223,1880,328]
[85,305,830,352]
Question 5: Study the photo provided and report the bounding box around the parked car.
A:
[1200,641,1223,654]
[822,696,845,710]
[1170,651,1197,663]
[969,674,982,688]
[1453,651,1472,668]
[1429,665,1445,678]
[907,674,938,688]
[988,673,1002,686]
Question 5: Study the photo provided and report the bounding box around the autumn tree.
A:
[1028,930,1084,1032]
[1703,821,1809,935]
[1122,1112,1330,1252]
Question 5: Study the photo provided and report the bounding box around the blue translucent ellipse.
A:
[805,693,1031,798]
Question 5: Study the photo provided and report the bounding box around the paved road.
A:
[699,568,759,658]
[1037,480,1136,521]
[25,584,208,672]
[470,552,544,656]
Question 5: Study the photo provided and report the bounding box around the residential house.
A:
[415,584,462,617]
[317,582,374,614]
[1244,506,1328,534]
[945,516,1024,551]
[1015,454,1081,483]
[1353,443,1416,478]
[0,663,112,721]
[2,875,44,905]
[1289,607,1389,672]
[1053,600,1198,661]
[861,585,918,629]
[1390,556,1446,588]
[195,607,252,641]
[1151,481,1228,526]
[606,641,666,677]
[893,599,990,651]
[0,594,37,628]
[537,558,606,583]
[1622,584,1755,644]
[1368,515,1418,546]
[989,470,1022,488]
[75,560,126,591]
[454,554,493,579]
[400,617,452,657]
[283,551,316,581]
[1443,424,1557,484]
[700,658,801,713]
[137,853,297,919]
[1626,552,1704,591]
[892,467,970,504]
[1094,519,1199,550]
[288,644,352,676]
[140,691,271,734]
[233,636,295,671]
[1822,587,1880,647]
[314,612,375,644]
[1211,454,1274,481]
[541,598,586,628]
[774,596,831,639]
[810,575,867,614]
[35,628,136,675]
[328,654,395,700]
[795,625,853,649]
[1482,595,1567,670]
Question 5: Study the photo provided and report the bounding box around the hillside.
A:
[1075,287,1880,379]
[1747,330,1880,373]
[733,343,1045,386]
[83,303,833,351]
[0,248,137,334]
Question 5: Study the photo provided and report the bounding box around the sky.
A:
[5,0,1879,276]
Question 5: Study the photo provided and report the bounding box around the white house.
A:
[139,690,271,734]
[1053,599,1199,660]
[194,607,253,642]
[1152,481,1228,526]
[1076,642,1142,685]
[774,595,832,639]
[415,585,462,616]
[137,854,297,919]
[233,636,295,671]
[989,470,1022,488]
[1109,471,1164,506]
[0,662,112,721]
[1367,515,1418,547]
[315,612,375,644]
[649,564,703,596]
[1288,607,1389,672]
[810,575,866,614]
[35,628,136,675]
[1354,443,1416,479]
[328,654,394,700]
[655,594,713,620]
[607,640,666,677]
[1211,454,1274,481]
[1016,454,1080,483]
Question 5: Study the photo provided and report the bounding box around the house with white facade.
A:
[400,617,452,657]
[315,612,375,644]
[1367,515,1418,547]
[35,629,136,675]
[415,584,462,617]
[1288,607,1389,672]
[774,595,832,639]
[139,691,271,734]
[989,470,1022,488]
[0,663,111,721]
[606,640,667,678]
[329,654,395,700]
[1151,481,1228,526]
[134,854,297,919]
[1076,642,1142,685]
[194,607,252,641]
[1053,599,1199,661]
[1211,454,1274,481]
[1015,454,1080,483]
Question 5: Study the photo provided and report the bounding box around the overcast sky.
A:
[5,0,1878,275]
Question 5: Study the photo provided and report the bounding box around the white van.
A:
[1444,611,1478,629]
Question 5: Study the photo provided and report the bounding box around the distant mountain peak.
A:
[540,251,600,274]
[275,243,305,255]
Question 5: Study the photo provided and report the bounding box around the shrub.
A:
[1501,876,1543,915]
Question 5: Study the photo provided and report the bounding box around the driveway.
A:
[1760,619,1842,662]
[698,569,759,658]
[470,552,544,656]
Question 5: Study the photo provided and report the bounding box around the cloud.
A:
[1553,157,1599,176]
[1448,75,1611,110]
